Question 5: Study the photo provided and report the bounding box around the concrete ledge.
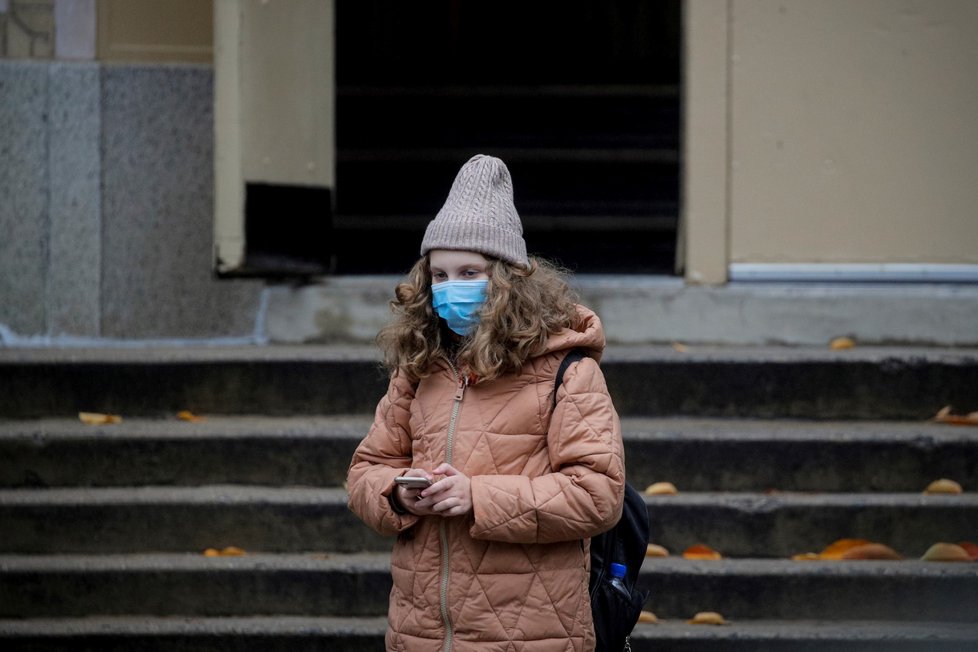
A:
[264,276,978,347]
[2,486,976,557]
[1,345,976,419]
[2,417,975,491]
[2,553,976,623]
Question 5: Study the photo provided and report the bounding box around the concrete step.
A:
[3,616,977,652]
[0,486,382,554]
[2,554,976,623]
[1,486,974,558]
[2,617,977,652]
[2,417,975,492]
[0,416,372,489]
[2,346,976,419]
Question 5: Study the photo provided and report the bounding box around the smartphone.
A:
[394,476,432,489]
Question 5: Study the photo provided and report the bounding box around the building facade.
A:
[1,0,976,346]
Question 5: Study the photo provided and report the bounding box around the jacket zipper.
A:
[440,362,467,652]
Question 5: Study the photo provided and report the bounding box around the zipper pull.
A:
[454,376,468,402]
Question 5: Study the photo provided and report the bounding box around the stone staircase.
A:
[1,345,977,651]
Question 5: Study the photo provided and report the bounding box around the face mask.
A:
[431,280,489,336]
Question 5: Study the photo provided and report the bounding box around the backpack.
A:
[555,350,651,652]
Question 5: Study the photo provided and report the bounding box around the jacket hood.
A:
[540,304,607,362]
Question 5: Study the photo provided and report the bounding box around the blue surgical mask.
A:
[431,280,489,336]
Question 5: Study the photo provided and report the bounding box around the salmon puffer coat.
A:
[347,305,626,652]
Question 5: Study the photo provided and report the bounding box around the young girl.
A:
[347,154,626,651]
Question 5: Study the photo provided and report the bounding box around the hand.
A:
[395,469,433,516]
[415,463,472,517]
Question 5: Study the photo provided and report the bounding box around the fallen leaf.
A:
[921,542,971,562]
[637,610,659,624]
[840,543,903,560]
[203,546,246,557]
[933,406,978,426]
[177,410,206,423]
[646,543,669,557]
[688,611,728,625]
[672,342,688,353]
[818,538,872,560]
[791,552,821,561]
[683,544,722,560]
[79,412,122,425]
[829,336,856,350]
[645,482,678,496]
[924,478,963,495]
[956,542,978,560]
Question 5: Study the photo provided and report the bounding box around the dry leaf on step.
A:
[688,611,728,625]
[933,406,978,426]
[683,544,722,560]
[923,478,963,495]
[646,543,669,557]
[79,412,122,425]
[177,410,206,423]
[817,538,872,560]
[956,542,978,560]
[921,542,971,562]
[203,546,247,557]
[645,482,678,496]
[791,552,821,561]
[840,543,903,560]
[829,336,856,350]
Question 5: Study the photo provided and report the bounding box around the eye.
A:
[463,268,483,278]
[431,271,447,283]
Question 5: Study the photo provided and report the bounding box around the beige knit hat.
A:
[420,154,529,268]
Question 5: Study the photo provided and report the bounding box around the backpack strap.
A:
[553,348,587,409]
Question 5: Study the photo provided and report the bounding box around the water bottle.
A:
[609,562,629,597]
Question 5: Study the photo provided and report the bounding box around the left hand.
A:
[415,463,472,517]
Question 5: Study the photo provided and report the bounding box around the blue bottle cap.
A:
[610,562,627,578]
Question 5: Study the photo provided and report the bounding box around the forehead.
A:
[429,250,488,269]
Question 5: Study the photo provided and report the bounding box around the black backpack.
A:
[555,350,651,651]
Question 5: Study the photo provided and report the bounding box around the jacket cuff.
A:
[388,489,409,515]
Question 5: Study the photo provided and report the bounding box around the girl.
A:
[347,154,626,651]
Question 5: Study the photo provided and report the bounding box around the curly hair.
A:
[377,254,580,382]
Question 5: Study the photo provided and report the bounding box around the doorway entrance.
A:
[332,0,681,274]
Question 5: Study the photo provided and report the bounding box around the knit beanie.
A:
[420,154,530,268]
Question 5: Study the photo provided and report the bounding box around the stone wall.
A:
[0,60,264,343]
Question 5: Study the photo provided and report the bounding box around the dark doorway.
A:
[333,0,681,274]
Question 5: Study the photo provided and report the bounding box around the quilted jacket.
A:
[347,305,626,651]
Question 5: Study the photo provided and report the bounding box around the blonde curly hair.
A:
[377,254,579,382]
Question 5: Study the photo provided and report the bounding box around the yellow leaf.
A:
[688,611,728,625]
[79,412,122,425]
[829,336,856,350]
[924,478,963,495]
[646,543,669,557]
[644,482,678,496]
[177,410,206,423]
[921,542,971,562]
[637,610,659,624]
[203,546,246,557]
[683,544,722,560]
[671,342,688,353]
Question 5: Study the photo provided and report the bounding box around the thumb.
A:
[432,463,458,477]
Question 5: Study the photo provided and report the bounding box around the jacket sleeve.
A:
[346,373,422,536]
[469,356,626,544]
